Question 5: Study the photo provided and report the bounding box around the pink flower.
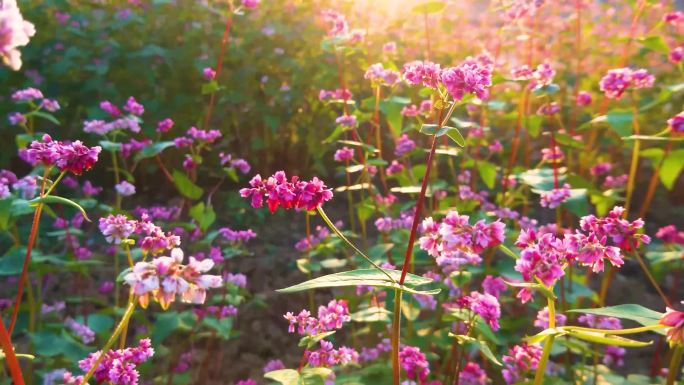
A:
[660,303,684,346]
[459,291,502,330]
[440,62,492,100]
[539,184,571,209]
[402,60,442,89]
[482,275,507,298]
[656,225,684,245]
[534,306,567,328]
[576,91,593,106]
[365,63,400,86]
[123,96,144,116]
[399,346,430,382]
[459,362,488,385]
[241,0,260,9]
[203,67,216,79]
[394,134,416,156]
[115,181,136,197]
[156,118,174,133]
[99,214,137,244]
[240,171,333,213]
[386,160,404,175]
[0,0,36,71]
[502,343,542,384]
[667,111,684,134]
[333,146,354,162]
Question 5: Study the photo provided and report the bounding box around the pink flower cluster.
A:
[656,225,684,245]
[124,248,223,309]
[193,305,237,320]
[457,291,502,330]
[0,0,35,71]
[667,111,684,134]
[98,214,180,255]
[399,345,430,383]
[240,171,333,213]
[418,211,505,271]
[502,343,542,384]
[660,303,684,346]
[599,67,654,99]
[318,88,352,101]
[294,225,330,251]
[64,317,96,344]
[459,362,488,385]
[82,98,145,135]
[284,299,350,335]
[321,10,348,38]
[364,63,400,86]
[533,306,567,329]
[539,183,571,209]
[440,61,492,100]
[305,340,359,367]
[218,227,257,243]
[21,134,101,175]
[333,146,354,162]
[64,339,154,385]
[394,134,416,156]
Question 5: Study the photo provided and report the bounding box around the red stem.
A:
[0,316,25,385]
[399,135,439,285]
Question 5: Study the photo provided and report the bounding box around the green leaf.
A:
[32,111,60,125]
[277,269,440,295]
[265,368,332,385]
[0,247,24,276]
[525,115,543,138]
[568,304,663,327]
[379,96,409,137]
[446,127,466,147]
[99,140,122,152]
[660,149,684,190]
[351,306,391,322]
[299,331,336,349]
[606,109,633,137]
[28,195,90,221]
[201,80,221,95]
[265,369,300,385]
[172,170,203,200]
[0,198,12,230]
[450,334,502,366]
[189,202,216,231]
[476,161,497,189]
[411,1,446,14]
[419,123,440,135]
[566,330,652,347]
[637,35,669,54]
[133,141,175,162]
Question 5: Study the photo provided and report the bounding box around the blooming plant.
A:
[1,1,684,385]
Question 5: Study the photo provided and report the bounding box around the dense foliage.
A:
[1,1,684,385]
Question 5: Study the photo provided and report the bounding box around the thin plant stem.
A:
[373,85,388,194]
[630,243,671,307]
[533,296,556,385]
[344,165,356,234]
[8,168,50,334]
[203,10,234,131]
[79,300,137,385]
[637,140,673,219]
[305,213,315,312]
[667,345,684,385]
[624,96,641,217]
[111,150,122,209]
[0,317,24,385]
[119,244,135,349]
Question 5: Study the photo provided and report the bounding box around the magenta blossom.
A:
[440,61,492,100]
[240,171,333,213]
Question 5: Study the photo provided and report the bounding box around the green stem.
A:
[533,296,556,385]
[111,150,122,209]
[79,300,137,385]
[667,345,684,385]
[316,206,396,283]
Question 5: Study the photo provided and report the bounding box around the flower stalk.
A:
[533,295,556,385]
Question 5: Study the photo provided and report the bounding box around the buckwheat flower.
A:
[459,291,501,330]
[318,299,351,330]
[441,62,492,100]
[218,227,257,243]
[401,104,419,117]
[537,102,559,116]
[99,101,121,117]
[12,175,37,199]
[123,96,144,116]
[83,119,110,135]
[656,225,684,245]
[384,160,404,176]
[603,345,625,367]
[231,158,251,174]
[534,306,567,328]
[321,10,348,37]
[383,41,396,54]
[156,118,174,133]
[263,359,285,373]
[541,146,564,162]
[74,338,154,385]
[488,140,503,153]
[115,181,136,197]
[529,62,555,89]
[660,303,684,346]
[402,60,441,88]
[395,134,416,156]
[539,183,571,208]
[667,111,684,134]
[41,301,65,315]
[335,114,357,128]
[65,317,96,344]
[459,362,487,385]
[99,215,137,244]
[81,180,101,196]
[603,174,628,189]
[57,141,102,175]
[11,87,42,102]
[40,98,60,112]
[399,346,430,382]
[62,371,87,385]
[419,99,432,115]
[510,64,534,80]
[599,68,633,99]
[236,380,257,385]
[224,272,247,288]
[24,134,62,166]
[333,146,354,162]
[669,46,684,63]
[8,111,26,125]
[365,63,400,86]
[630,69,654,89]
[665,11,684,24]
[202,67,216,79]
[579,206,651,249]
[107,117,141,133]
[240,171,333,213]
[576,91,592,106]
[241,0,260,9]
[590,162,612,176]
[482,275,507,298]
[98,281,114,294]
[0,0,35,70]
[502,343,542,384]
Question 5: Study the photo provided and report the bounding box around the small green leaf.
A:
[299,331,336,349]
[277,269,440,295]
[476,161,497,189]
[172,170,203,200]
[419,123,440,135]
[445,126,465,147]
[660,149,684,190]
[99,140,122,152]
[201,80,221,95]
[638,35,669,54]
[189,202,216,231]
[566,330,652,347]
[133,141,175,162]
[264,369,300,385]
[0,198,12,230]
[606,109,633,137]
[28,195,90,221]
[32,111,60,125]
